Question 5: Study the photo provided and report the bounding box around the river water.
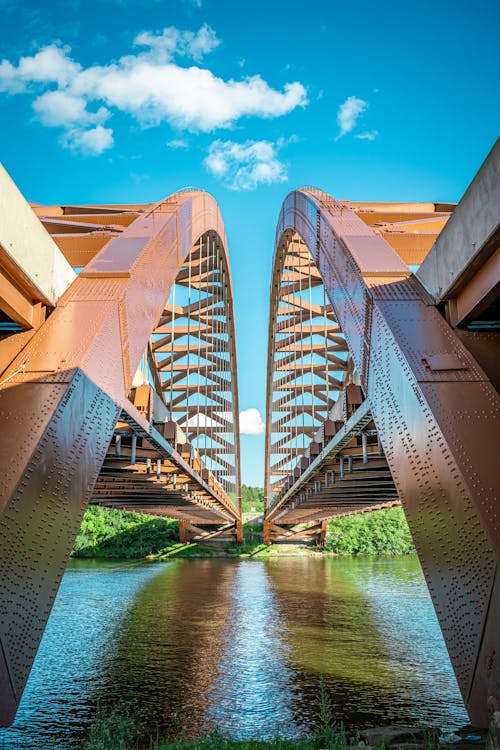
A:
[0,556,468,749]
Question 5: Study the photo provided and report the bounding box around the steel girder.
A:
[264,188,499,726]
[0,189,241,726]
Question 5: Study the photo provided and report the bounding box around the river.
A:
[0,555,469,749]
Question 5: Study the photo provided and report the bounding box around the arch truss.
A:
[152,231,239,500]
[265,230,353,499]
[264,187,499,726]
[0,187,241,726]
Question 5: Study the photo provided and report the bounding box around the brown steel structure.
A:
[264,188,499,726]
[0,188,241,725]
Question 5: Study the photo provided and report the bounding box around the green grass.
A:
[226,542,271,556]
[80,690,356,750]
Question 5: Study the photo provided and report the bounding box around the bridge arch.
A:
[264,187,499,726]
[0,187,241,725]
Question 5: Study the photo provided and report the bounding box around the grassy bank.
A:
[80,697,373,750]
[72,505,414,560]
[80,698,450,750]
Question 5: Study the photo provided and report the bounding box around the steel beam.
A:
[0,188,241,725]
[266,186,499,726]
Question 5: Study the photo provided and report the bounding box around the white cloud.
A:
[335,95,367,140]
[168,138,189,149]
[204,138,290,190]
[0,27,308,155]
[62,124,114,155]
[239,408,265,435]
[33,89,110,128]
[76,65,307,132]
[0,45,81,93]
[355,130,379,141]
[134,23,220,63]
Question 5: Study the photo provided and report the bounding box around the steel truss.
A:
[264,188,499,726]
[0,189,241,726]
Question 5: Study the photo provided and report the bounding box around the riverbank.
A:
[81,704,488,750]
[72,506,415,561]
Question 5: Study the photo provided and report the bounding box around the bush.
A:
[73,506,178,559]
[325,507,415,555]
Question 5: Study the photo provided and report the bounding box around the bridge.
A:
[0,171,241,725]
[264,140,499,727]
[0,139,498,729]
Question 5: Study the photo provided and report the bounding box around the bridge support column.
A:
[235,520,243,545]
[317,520,328,548]
[263,520,271,545]
[0,369,120,727]
[263,520,325,545]
[178,520,190,544]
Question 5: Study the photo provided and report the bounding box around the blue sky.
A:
[0,0,498,485]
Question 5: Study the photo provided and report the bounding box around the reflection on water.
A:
[208,561,298,738]
[0,556,468,749]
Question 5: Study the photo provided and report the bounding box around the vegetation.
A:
[72,502,415,560]
[241,484,264,513]
[87,733,352,750]
[325,507,415,555]
[81,687,355,750]
[80,685,441,749]
[73,506,178,559]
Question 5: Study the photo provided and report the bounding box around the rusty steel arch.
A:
[264,187,499,726]
[0,188,241,725]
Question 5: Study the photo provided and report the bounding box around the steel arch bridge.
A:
[264,188,499,727]
[0,185,241,725]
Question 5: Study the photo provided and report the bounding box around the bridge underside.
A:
[0,184,241,725]
[265,181,499,725]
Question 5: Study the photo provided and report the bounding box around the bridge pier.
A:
[178,520,243,545]
[263,520,327,546]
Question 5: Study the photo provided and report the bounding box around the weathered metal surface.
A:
[0,189,241,725]
[265,188,499,726]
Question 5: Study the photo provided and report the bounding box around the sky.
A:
[0,0,498,486]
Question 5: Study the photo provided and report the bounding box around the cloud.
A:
[335,95,368,140]
[0,27,308,155]
[134,23,220,63]
[0,44,81,93]
[204,138,290,190]
[355,130,379,141]
[239,408,265,435]
[33,89,110,127]
[168,138,189,149]
[62,124,114,155]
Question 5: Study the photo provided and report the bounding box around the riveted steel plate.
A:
[267,188,500,727]
[0,189,241,726]
[0,371,119,721]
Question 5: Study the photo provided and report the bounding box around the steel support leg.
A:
[318,520,328,547]
[0,370,120,726]
[178,520,189,544]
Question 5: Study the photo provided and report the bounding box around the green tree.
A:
[325,507,415,555]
